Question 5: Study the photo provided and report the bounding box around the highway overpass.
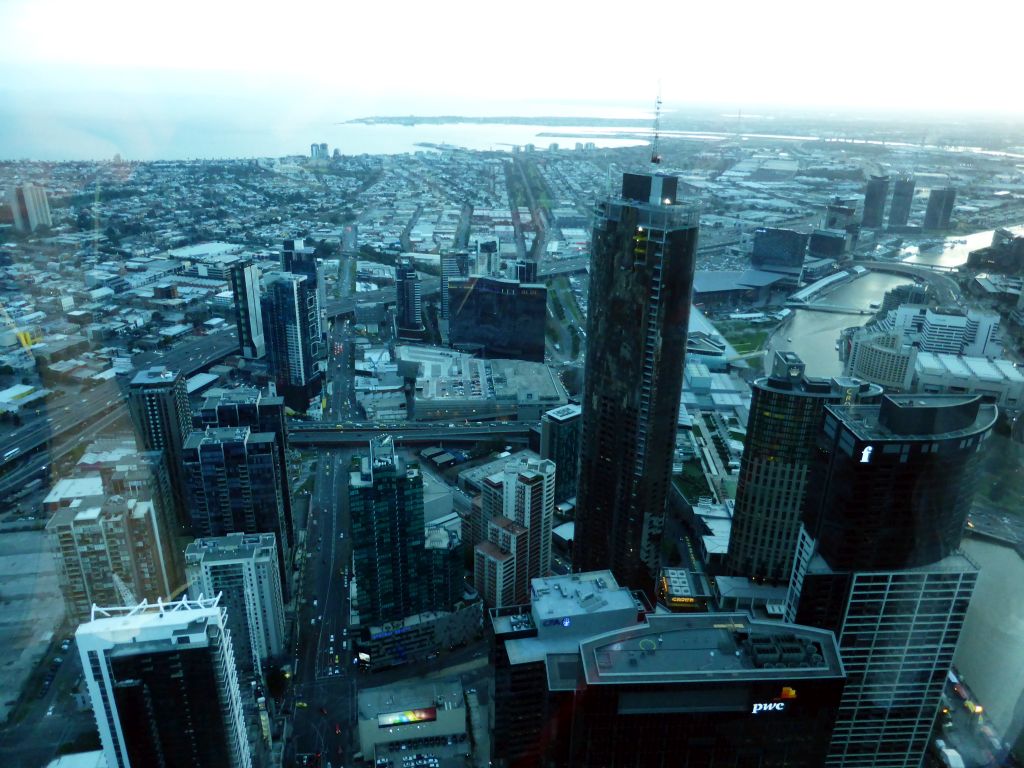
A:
[288,421,537,447]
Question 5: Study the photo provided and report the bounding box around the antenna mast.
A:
[651,90,663,165]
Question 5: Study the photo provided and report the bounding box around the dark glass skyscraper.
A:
[751,227,809,271]
[349,435,428,625]
[229,260,265,359]
[924,187,957,230]
[725,352,882,583]
[182,426,290,597]
[861,174,889,228]
[448,275,547,361]
[540,403,582,504]
[888,174,915,228]
[395,257,423,337]
[791,394,996,768]
[261,272,322,411]
[575,172,698,594]
[126,366,192,530]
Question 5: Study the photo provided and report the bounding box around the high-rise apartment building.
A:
[349,436,428,625]
[7,183,52,232]
[261,272,322,411]
[185,533,285,679]
[924,187,957,230]
[861,174,889,228]
[48,496,177,624]
[230,260,265,359]
[725,352,882,583]
[281,238,324,327]
[77,596,252,768]
[575,172,699,594]
[540,403,581,504]
[126,366,192,529]
[395,258,424,337]
[195,387,293,554]
[491,571,846,768]
[440,250,470,321]
[791,394,996,767]
[182,427,289,598]
[474,458,556,607]
[447,276,547,361]
[888,174,916,228]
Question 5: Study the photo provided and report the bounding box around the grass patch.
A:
[673,461,713,503]
[713,319,772,356]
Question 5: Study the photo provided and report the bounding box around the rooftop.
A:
[130,365,181,387]
[828,394,998,441]
[544,403,581,422]
[579,612,844,686]
[185,532,278,564]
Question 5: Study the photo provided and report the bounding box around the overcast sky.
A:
[3,0,1022,117]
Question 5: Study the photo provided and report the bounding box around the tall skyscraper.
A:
[126,367,192,529]
[440,250,470,321]
[861,174,889,228]
[182,427,290,598]
[185,533,286,680]
[792,394,996,767]
[888,174,916,228]
[540,403,581,504]
[491,571,846,768]
[261,272,322,411]
[230,260,265,359]
[725,352,882,583]
[7,183,52,232]
[196,387,293,554]
[924,187,957,230]
[47,496,177,624]
[349,436,428,625]
[77,595,252,768]
[447,275,547,361]
[395,258,424,337]
[281,238,324,327]
[575,172,699,594]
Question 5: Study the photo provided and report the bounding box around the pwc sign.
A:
[751,687,797,714]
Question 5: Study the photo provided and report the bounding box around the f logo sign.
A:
[860,446,873,464]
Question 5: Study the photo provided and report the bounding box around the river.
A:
[901,223,1024,269]
[763,272,914,377]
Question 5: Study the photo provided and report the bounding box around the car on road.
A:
[329,634,335,643]
[296,701,308,708]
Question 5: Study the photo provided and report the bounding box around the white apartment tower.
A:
[77,595,252,768]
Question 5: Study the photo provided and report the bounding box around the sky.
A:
[1,0,1022,159]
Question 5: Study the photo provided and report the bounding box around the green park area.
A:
[673,461,713,503]
[712,319,774,356]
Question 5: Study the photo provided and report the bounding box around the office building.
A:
[914,351,1024,409]
[261,272,322,411]
[7,183,52,233]
[750,227,809,274]
[967,227,1024,275]
[126,367,192,529]
[861,174,889,228]
[229,260,265,359]
[195,387,293,553]
[725,352,882,583]
[804,395,996,571]
[513,258,538,283]
[356,679,471,763]
[792,394,996,767]
[349,436,428,625]
[491,571,845,768]
[575,172,699,594]
[808,228,848,260]
[185,533,285,679]
[440,250,470,321]
[842,329,918,391]
[48,496,177,625]
[888,174,916,228]
[182,427,289,598]
[540,404,581,504]
[77,596,252,768]
[924,187,957,230]
[447,276,547,362]
[395,258,424,337]
[825,198,857,230]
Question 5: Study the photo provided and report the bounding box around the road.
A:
[288,422,536,447]
[289,447,358,767]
